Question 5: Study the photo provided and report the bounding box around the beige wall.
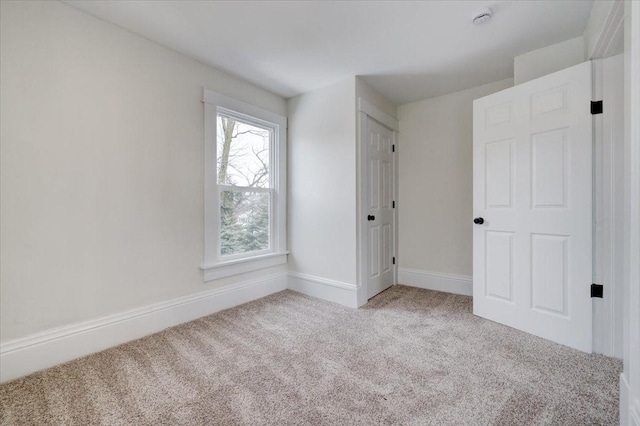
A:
[397,78,513,277]
[0,1,287,342]
[287,79,358,284]
[514,36,586,85]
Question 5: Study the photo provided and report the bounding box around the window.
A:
[202,89,287,281]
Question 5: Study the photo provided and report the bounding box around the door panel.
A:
[382,161,391,209]
[531,234,568,315]
[382,224,391,273]
[531,85,568,117]
[473,61,592,352]
[485,231,514,302]
[366,116,395,298]
[370,158,379,209]
[370,226,380,278]
[531,129,569,208]
[485,138,515,208]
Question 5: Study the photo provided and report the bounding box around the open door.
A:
[472,62,593,352]
[365,115,395,299]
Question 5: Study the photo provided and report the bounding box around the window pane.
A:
[217,115,270,188]
[220,190,270,256]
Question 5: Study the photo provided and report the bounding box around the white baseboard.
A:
[398,268,473,296]
[287,271,359,308]
[622,374,630,426]
[620,373,640,426]
[0,272,288,383]
[633,400,640,426]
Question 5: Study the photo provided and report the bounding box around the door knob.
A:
[474,217,484,224]
[368,215,375,221]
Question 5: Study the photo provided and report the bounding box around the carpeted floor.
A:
[0,286,622,425]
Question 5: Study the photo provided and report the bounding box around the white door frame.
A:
[584,1,638,421]
[621,1,640,424]
[356,98,399,307]
[591,55,625,359]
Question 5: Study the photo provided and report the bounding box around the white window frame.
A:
[201,89,287,281]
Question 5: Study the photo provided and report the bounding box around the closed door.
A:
[366,116,395,298]
[473,61,593,352]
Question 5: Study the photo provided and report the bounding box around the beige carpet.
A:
[0,286,622,425]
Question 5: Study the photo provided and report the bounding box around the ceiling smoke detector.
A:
[472,8,493,24]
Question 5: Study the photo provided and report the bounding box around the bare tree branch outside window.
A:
[217,116,270,256]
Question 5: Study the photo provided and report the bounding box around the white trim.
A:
[201,252,288,281]
[623,373,630,426]
[394,128,400,294]
[217,184,272,193]
[358,98,399,132]
[287,271,358,308]
[356,103,399,307]
[592,0,625,59]
[0,272,288,383]
[632,400,640,426]
[357,110,367,307]
[202,90,285,125]
[593,58,605,355]
[288,271,357,291]
[622,2,640,425]
[202,88,287,280]
[592,55,625,359]
[602,54,625,359]
[623,373,640,426]
[398,268,473,296]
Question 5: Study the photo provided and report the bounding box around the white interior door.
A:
[366,116,395,299]
[473,61,593,352]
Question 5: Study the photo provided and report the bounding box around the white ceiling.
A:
[65,0,594,105]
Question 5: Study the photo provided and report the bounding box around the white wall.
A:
[397,78,513,281]
[287,77,396,307]
[0,0,288,343]
[514,36,586,85]
[287,79,357,285]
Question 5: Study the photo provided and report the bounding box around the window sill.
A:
[201,252,289,282]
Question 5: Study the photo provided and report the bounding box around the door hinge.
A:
[392,200,395,208]
[591,100,603,115]
[392,144,395,153]
[392,257,396,265]
[591,283,603,298]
